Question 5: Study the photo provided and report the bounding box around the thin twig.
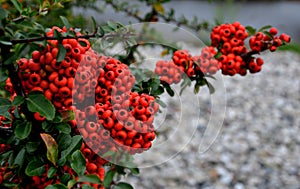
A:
[11,32,102,44]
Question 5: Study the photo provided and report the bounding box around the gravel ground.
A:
[123,47,300,189]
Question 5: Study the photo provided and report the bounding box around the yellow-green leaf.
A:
[41,133,58,166]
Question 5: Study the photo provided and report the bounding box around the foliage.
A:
[0,0,292,188]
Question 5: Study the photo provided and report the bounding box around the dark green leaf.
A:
[25,160,46,176]
[55,122,71,134]
[26,142,40,153]
[0,150,12,166]
[41,133,58,166]
[60,16,70,29]
[47,167,57,178]
[165,84,174,97]
[71,150,86,176]
[245,26,256,36]
[103,170,115,187]
[42,121,54,132]
[45,184,68,189]
[128,167,139,175]
[152,86,164,96]
[0,66,8,83]
[14,148,26,168]
[60,173,71,184]
[14,120,32,140]
[11,0,22,13]
[0,7,9,20]
[78,174,101,184]
[60,135,82,160]
[57,133,72,151]
[57,44,66,62]
[57,157,66,167]
[194,84,200,94]
[27,91,55,120]
[12,96,25,106]
[0,97,11,117]
[114,182,134,189]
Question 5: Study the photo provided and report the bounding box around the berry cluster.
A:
[17,26,90,110]
[154,47,218,85]
[210,22,249,75]
[192,46,219,75]
[154,60,183,84]
[210,22,291,76]
[70,48,159,154]
[249,27,291,52]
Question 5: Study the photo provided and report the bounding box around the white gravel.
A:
[123,47,300,189]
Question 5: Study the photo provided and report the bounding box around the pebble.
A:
[124,47,300,189]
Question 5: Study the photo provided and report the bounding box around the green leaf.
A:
[42,121,54,132]
[0,97,11,114]
[12,96,25,106]
[57,44,66,62]
[0,40,12,46]
[70,150,86,176]
[67,179,77,188]
[27,91,55,120]
[78,174,101,184]
[0,150,12,166]
[107,21,118,30]
[14,148,26,167]
[205,80,215,94]
[60,16,70,29]
[263,31,273,40]
[14,120,32,140]
[25,160,46,176]
[245,26,257,36]
[0,66,8,83]
[57,133,72,151]
[55,122,71,134]
[11,0,22,13]
[47,167,57,178]
[0,7,9,20]
[60,173,70,184]
[103,170,115,187]
[41,133,58,166]
[82,185,95,189]
[97,26,105,36]
[60,110,75,122]
[164,84,174,97]
[60,135,82,160]
[128,167,139,175]
[114,182,134,189]
[91,16,97,32]
[155,98,166,108]
[258,25,272,32]
[26,142,40,153]
[45,184,68,189]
